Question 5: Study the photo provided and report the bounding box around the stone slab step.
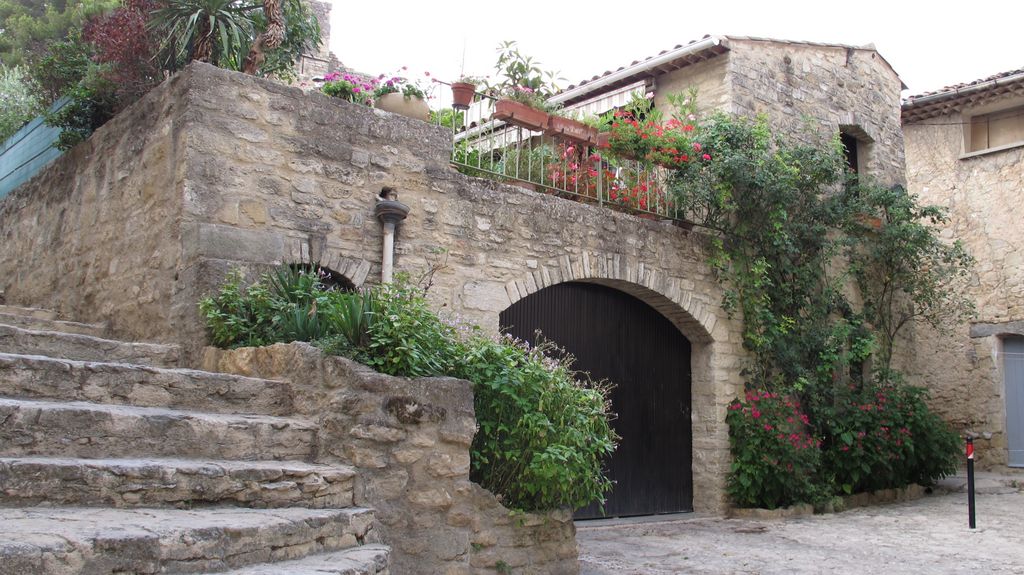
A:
[213,545,391,574]
[0,506,376,574]
[0,398,317,461]
[0,325,182,367]
[0,311,107,338]
[0,457,355,509]
[0,305,58,320]
[0,353,293,416]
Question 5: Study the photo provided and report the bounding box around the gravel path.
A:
[578,490,1024,574]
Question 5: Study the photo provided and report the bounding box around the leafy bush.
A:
[820,372,960,494]
[457,336,616,512]
[200,267,618,513]
[0,65,42,141]
[726,390,821,508]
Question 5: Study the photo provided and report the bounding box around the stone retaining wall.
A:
[202,342,578,574]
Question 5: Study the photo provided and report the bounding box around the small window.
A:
[966,104,1024,153]
[841,132,860,174]
[839,125,873,178]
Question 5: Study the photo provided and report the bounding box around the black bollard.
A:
[967,436,976,529]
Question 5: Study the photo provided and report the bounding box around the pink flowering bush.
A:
[321,71,378,104]
[820,372,960,494]
[726,389,822,508]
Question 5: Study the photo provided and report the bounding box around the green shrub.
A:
[0,65,43,142]
[820,372,960,494]
[726,390,822,508]
[457,336,616,512]
[200,267,618,513]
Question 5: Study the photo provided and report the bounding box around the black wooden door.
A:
[500,282,693,518]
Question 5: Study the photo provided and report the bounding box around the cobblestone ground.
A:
[578,488,1024,574]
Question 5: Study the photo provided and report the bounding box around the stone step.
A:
[0,325,182,367]
[0,311,107,338]
[213,545,391,574]
[0,304,58,320]
[0,457,355,509]
[0,398,317,461]
[0,506,377,574]
[0,353,293,416]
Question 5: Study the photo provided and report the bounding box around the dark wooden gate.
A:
[500,282,693,518]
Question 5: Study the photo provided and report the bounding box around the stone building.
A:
[553,35,906,188]
[902,68,1024,468]
[0,34,909,527]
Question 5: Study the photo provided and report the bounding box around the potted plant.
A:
[321,71,377,104]
[546,113,599,146]
[451,75,480,110]
[373,70,433,122]
[492,87,552,131]
[485,41,563,131]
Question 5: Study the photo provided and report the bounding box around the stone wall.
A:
[0,71,191,340]
[904,107,1024,467]
[726,38,906,187]
[653,55,731,116]
[201,342,578,574]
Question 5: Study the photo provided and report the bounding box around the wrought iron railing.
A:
[442,90,684,222]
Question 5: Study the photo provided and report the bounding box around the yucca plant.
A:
[150,0,256,69]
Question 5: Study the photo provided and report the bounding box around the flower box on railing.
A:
[545,116,598,146]
[492,99,549,131]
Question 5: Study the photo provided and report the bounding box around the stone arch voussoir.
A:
[502,251,717,344]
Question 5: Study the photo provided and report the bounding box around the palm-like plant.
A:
[150,0,256,69]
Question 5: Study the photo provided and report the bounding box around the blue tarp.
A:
[0,98,69,200]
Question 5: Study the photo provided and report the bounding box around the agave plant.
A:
[150,0,256,69]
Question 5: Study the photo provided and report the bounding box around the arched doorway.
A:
[500,281,693,518]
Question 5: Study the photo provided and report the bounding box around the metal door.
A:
[1005,336,1024,467]
[500,282,693,518]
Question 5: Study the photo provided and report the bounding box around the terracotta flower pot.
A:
[374,93,430,122]
[596,132,611,149]
[546,116,598,146]
[451,82,476,109]
[492,99,550,131]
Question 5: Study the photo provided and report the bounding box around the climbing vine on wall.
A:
[664,107,973,508]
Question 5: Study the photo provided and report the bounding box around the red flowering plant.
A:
[819,371,960,495]
[544,143,674,214]
[725,389,823,509]
[545,143,607,199]
[600,90,709,170]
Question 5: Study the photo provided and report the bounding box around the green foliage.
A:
[355,280,463,378]
[819,372,960,494]
[34,32,117,151]
[199,268,279,348]
[483,40,563,112]
[726,390,821,508]
[0,64,42,141]
[660,106,971,507]
[0,0,118,67]
[200,267,618,513]
[149,0,256,69]
[847,184,976,369]
[244,0,321,81]
[456,336,616,512]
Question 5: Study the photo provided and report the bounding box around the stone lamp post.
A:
[374,187,410,284]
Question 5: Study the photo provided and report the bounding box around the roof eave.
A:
[550,36,730,107]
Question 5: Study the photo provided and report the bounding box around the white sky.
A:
[328,0,1023,103]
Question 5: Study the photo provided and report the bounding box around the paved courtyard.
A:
[578,477,1024,574]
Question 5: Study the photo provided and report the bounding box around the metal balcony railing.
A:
[442,90,684,222]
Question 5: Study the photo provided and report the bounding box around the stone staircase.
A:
[0,304,390,574]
